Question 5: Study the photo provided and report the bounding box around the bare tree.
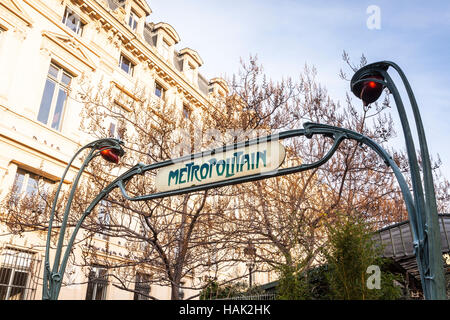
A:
[227,55,450,284]
[1,55,448,300]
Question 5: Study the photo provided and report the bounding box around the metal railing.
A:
[0,246,42,300]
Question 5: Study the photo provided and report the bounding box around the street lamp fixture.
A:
[351,72,385,106]
[100,147,123,164]
[350,61,446,300]
[244,241,256,288]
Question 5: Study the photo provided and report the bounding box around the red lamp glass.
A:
[100,148,121,164]
[359,75,384,106]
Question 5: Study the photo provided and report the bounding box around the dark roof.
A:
[197,73,209,95]
[257,280,278,292]
[143,25,157,47]
[142,27,210,96]
[373,213,450,280]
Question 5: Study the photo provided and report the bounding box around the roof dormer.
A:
[123,0,152,34]
[133,0,152,16]
[151,22,180,63]
[179,48,203,85]
[208,77,229,98]
[153,22,180,45]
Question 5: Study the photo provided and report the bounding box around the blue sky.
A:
[148,0,450,179]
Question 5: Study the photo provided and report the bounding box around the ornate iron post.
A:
[350,61,446,299]
[42,138,124,300]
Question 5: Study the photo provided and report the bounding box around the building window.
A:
[185,64,195,83]
[138,221,151,252]
[183,105,192,120]
[12,169,38,199]
[11,168,54,212]
[134,273,151,300]
[85,266,108,300]
[0,248,36,300]
[159,39,170,61]
[107,118,124,140]
[62,7,84,35]
[37,63,72,131]
[119,54,134,75]
[128,10,139,31]
[179,281,185,299]
[182,104,195,155]
[154,82,165,100]
[108,122,117,138]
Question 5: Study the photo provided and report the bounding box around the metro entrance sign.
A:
[155,141,286,193]
[110,122,417,209]
[42,121,438,300]
[43,60,446,300]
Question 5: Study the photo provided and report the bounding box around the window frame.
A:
[61,7,85,36]
[182,104,192,120]
[107,117,124,140]
[119,54,135,76]
[12,168,38,198]
[85,265,108,300]
[154,81,165,100]
[178,281,185,299]
[0,248,35,300]
[97,199,111,240]
[134,272,151,300]
[159,38,171,61]
[128,10,139,31]
[185,63,195,83]
[11,168,54,212]
[37,62,72,131]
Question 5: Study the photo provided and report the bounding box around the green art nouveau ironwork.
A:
[43,61,444,300]
[42,138,124,300]
[351,61,446,299]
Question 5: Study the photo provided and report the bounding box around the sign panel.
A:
[155,140,286,192]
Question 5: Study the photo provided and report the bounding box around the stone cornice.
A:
[25,0,220,114]
[42,30,97,70]
[82,0,215,111]
[23,0,100,59]
[0,0,34,27]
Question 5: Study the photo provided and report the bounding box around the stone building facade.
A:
[0,0,238,300]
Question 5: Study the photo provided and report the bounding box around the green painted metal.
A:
[350,61,446,300]
[43,61,444,300]
[42,122,427,300]
[42,138,124,300]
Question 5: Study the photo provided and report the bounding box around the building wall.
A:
[0,0,233,300]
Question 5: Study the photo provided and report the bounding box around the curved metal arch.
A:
[101,123,415,213]
[350,61,446,299]
[47,122,422,299]
[82,123,419,255]
[43,138,124,300]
